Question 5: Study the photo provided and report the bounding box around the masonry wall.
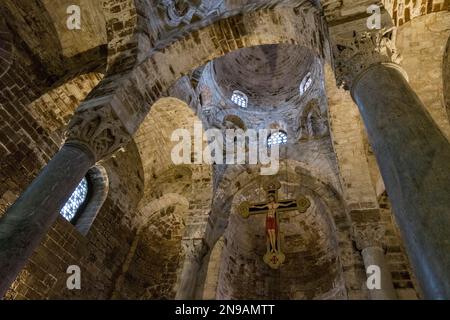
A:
[0,31,146,299]
[4,142,144,299]
[395,11,450,140]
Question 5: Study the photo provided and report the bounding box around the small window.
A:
[267,131,288,146]
[61,177,89,223]
[231,90,248,108]
[299,72,313,96]
[60,166,109,235]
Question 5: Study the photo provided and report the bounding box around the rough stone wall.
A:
[325,64,420,299]
[217,189,342,300]
[4,142,144,299]
[444,37,450,121]
[207,164,361,300]
[84,3,328,136]
[200,237,225,299]
[379,193,420,299]
[0,1,106,78]
[395,11,450,140]
[0,0,438,300]
[325,66,379,212]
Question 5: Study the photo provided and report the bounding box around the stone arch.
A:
[103,0,143,69]
[0,71,105,218]
[0,14,13,79]
[1,0,107,78]
[144,166,195,205]
[383,0,449,27]
[198,235,225,299]
[75,2,329,137]
[210,160,347,238]
[113,193,190,299]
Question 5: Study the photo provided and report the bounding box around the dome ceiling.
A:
[212,44,317,112]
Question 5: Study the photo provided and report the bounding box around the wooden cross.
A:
[238,180,311,269]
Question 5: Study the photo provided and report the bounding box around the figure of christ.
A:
[251,194,297,253]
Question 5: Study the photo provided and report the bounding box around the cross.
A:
[237,180,311,269]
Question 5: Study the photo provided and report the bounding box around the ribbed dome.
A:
[212,44,316,112]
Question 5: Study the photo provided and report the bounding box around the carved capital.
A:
[352,223,385,250]
[65,105,130,162]
[334,29,401,90]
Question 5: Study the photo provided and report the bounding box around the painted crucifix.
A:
[238,180,311,269]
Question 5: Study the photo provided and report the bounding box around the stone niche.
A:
[214,180,344,300]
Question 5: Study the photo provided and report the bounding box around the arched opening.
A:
[114,193,190,299]
[60,165,109,235]
[267,130,288,146]
[202,161,352,300]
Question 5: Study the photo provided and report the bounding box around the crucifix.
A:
[238,180,311,269]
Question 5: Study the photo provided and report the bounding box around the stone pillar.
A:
[353,223,397,300]
[176,239,208,300]
[0,105,129,298]
[335,30,450,299]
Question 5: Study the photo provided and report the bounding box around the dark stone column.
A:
[0,144,95,296]
[0,105,130,298]
[352,63,450,299]
[335,31,450,299]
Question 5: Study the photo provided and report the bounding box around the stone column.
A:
[335,30,450,299]
[0,105,129,297]
[176,239,208,300]
[353,223,397,300]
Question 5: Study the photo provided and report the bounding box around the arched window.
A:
[267,131,288,146]
[61,177,89,223]
[231,90,248,108]
[60,166,109,235]
[299,72,313,96]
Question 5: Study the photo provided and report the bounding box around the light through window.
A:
[267,131,288,146]
[60,177,88,222]
[299,72,313,96]
[231,90,248,108]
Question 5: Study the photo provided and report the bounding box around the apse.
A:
[213,172,345,300]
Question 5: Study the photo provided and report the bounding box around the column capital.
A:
[352,223,385,251]
[65,105,131,162]
[334,29,402,91]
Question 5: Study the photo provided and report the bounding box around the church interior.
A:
[0,0,449,300]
